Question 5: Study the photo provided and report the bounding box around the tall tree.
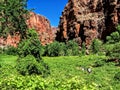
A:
[0,0,28,38]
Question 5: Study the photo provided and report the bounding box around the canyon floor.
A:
[0,54,120,89]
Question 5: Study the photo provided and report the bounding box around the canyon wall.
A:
[56,0,120,48]
[0,12,56,47]
[27,12,56,45]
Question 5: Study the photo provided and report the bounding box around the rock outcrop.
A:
[0,33,20,48]
[0,12,56,47]
[27,12,56,45]
[56,0,120,48]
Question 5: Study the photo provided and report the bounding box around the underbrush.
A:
[1,54,120,89]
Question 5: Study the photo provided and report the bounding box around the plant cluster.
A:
[105,24,120,64]
[0,75,99,90]
[90,39,103,54]
[0,0,28,38]
[16,29,50,76]
[44,40,80,56]
[16,55,50,76]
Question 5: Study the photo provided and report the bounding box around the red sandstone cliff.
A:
[0,12,56,47]
[56,0,120,48]
[27,12,56,45]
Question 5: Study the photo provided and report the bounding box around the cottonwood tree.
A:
[0,0,28,38]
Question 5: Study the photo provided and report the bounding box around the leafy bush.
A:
[93,60,105,67]
[4,46,18,55]
[105,25,120,64]
[80,42,86,56]
[0,75,98,90]
[44,41,66,56]
[66,40,80,56]
[0,65,17,78]
[106,42,120,64]
[106,24,120,44]
[90,39,103,54]
[44,40,79,56]
[16,55,50,76]
[0,47,3,54]
[114,72,120,81]
[17,29,42,61]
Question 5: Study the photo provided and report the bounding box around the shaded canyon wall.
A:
[56,0,120,48]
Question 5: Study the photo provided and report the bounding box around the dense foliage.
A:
[66,40,80,56]
[1,54,120,89]
[105,24,120,64]
[17,29,50,76]
[90,39,103,54]
[0,0,120,89]
[44,40,80,56]
[16,55,50,76]
[0,0,28,38]
[17,29,42,60]
[106,25,120,44]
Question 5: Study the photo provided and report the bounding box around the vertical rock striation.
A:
[27,12,56,45]
[56,0,120,48]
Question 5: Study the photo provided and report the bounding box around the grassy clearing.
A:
[0,54,18,66]
[43,55,120,89]
[0,54,120,89]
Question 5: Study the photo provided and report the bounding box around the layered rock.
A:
[0,33,20,48]
[56,0,120,48]
[0,12,56,47]
[27,12,56,45]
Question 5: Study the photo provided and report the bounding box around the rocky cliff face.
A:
[56,0,120,48]
[27,12,56,45]
[0,12,56,47]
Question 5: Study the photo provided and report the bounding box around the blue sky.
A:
[27,0,68,27]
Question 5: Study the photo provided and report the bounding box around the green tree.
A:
[66,40,79,56]
[106,25,120,44]
[0,0,28,38]
[17,29,42,61]
[91,39,103,54]
[105,24,120,65]
[44,41,66,56]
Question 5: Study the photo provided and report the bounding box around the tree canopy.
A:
[0,0,28,38]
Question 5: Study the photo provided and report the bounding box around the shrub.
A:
[80,42,86,55]
[105,25,120,64]
[66,40,79,56]
[90,39,103,54]
[4,46,18,55]
[0,65,17,78]
[17,29,50,76]
[93,60,105,67]
[106,24,120,44]
[114,72,120,81]
[106,42,120,64]
[44,40,79,56]
[0,47,3,54]
[44,41,66,56]
[16,55,50,76]
[0,75,98,90]
[17,29,42,61]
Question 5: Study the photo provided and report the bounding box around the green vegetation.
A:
[105,24,120,64]
[16,55,50,76]
[0,0,28,38]
[1,54,120,89]
[0,0,50,77]
[44,40,80,56]
[0,0,120,89]
[90,39,103,54]
[16,29,50,76]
